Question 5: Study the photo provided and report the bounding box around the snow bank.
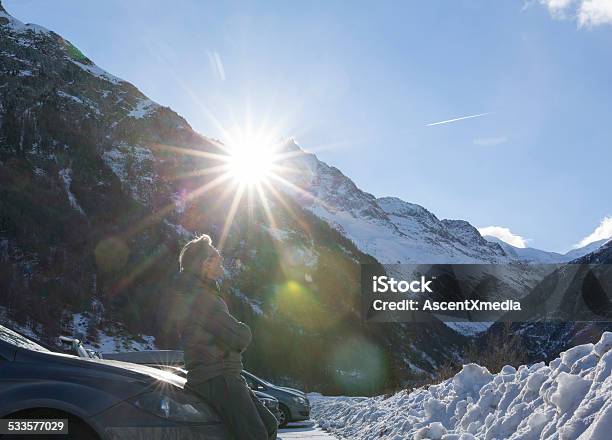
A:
[310,332,612,439]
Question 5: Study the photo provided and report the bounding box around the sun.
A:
[227,140,275,184]
[149,120,320,250]
[224,129,280,185]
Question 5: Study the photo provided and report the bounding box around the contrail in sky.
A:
[426,112,490,126]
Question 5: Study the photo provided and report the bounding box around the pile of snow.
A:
[310,332,612,439]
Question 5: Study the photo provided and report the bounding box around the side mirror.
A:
[59,335,77,345]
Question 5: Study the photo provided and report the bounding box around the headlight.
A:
[292,396,307,406]
[259,398,277,408]
[131,390,215,422]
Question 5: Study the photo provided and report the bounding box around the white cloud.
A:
[478,226,529,248]
[473,136,508,147]
[541,0,576,17]
[539,0,612,27]
[578,0,612,27]
[575,216,612,248]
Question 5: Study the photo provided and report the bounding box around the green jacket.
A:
[173,272,252,384]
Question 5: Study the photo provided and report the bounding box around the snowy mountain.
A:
[483,236,566,263]
[573,239,612,264]
[277,147,509,264]
[310,331,612,439]
[277,144,607,267]
[483,235,608,264]
[565,238,610,261]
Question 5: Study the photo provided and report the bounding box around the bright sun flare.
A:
[224,129,281,185]
[227,141,275,184]
[154,121,312,250]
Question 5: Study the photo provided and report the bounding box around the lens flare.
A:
[141,119,326,253]
[329,338,387,394]
[227,141,275,184]
[274,281,336,331]
[223,126,282,186]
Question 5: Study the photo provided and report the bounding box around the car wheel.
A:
[278,404,291,428]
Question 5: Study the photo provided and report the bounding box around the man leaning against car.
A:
[172,234,278,440]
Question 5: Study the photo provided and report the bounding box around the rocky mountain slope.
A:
[484,240,612,363]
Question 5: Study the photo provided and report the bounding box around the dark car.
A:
[0,325,229,439]
[252,390,282,425]
[241,370,310,428]
[95,349,308,427]
[62,342,282,427]
[102,349,310,428]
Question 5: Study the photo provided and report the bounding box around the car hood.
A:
[82,357,186,388]
[16,348,186,389]
[253,390,277,401]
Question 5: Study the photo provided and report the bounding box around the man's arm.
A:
[197,296,252,352]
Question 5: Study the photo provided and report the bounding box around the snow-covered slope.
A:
[483,236,608,264]
[310,332,612,439]
[483,236,566,263]
[565,238,610,262]
[278,144,509,264]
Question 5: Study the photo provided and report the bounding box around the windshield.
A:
[0,325,50,352]
[245,371,274,387]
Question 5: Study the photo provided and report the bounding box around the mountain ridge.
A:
[483,235,609,263]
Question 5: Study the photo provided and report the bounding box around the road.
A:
[278,421,338,439]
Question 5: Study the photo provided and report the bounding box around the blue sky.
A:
[6,0,612,252]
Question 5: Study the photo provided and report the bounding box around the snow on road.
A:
[309,332,612,439]
[279,421,338,439]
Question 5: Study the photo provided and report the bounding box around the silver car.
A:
[241,370,310,428]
